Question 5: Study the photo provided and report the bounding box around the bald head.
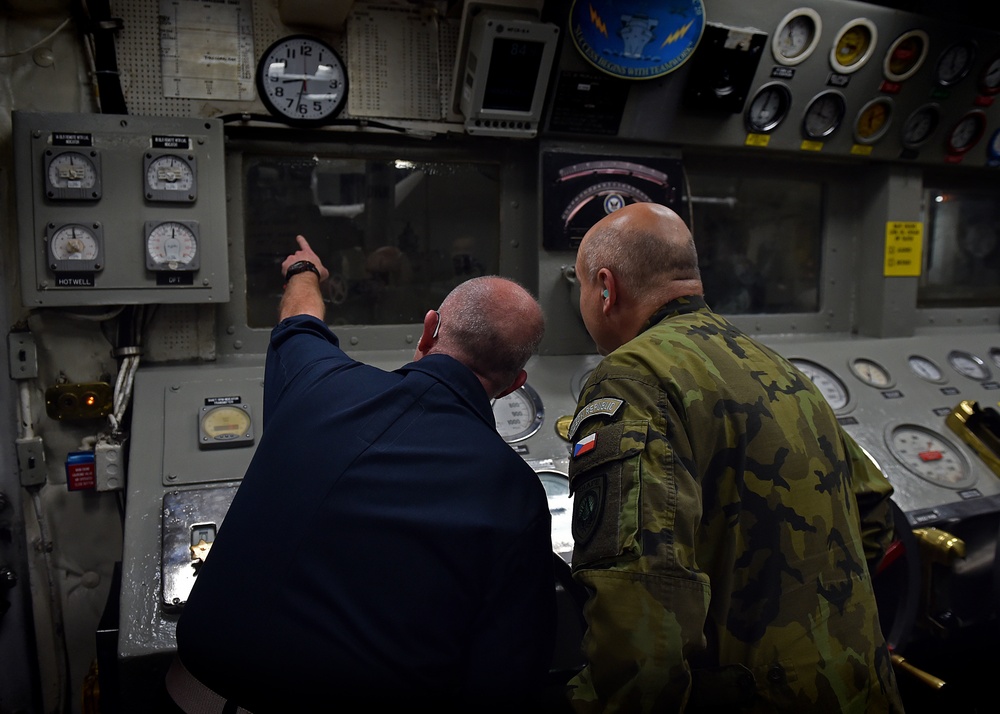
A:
[578,202,702,301]
[429,276,545,397]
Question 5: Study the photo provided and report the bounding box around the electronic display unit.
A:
[459,11,559,138]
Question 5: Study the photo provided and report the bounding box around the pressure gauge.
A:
[908,355,945,384]
[850,358,893,389]
[537,470,573,555]
[199,403,254,448]
[886,424,975,489]
[144,152,197,202]
[802,91,846,139]
[945,111,986,154]
[882,30,928,82]
[492,382,544,443]
[853,97,893,144]
[830,18,877,74]
[990,347,1000,370]
[988,128,1000,164]
[44,149,102,200]
[979,51,1000,95]
[46,222,104,273]
[145,220,200,271]
[948,350,990,381]
[772,8,821,66]
[789,358,850,412]
[256,34,348,126]
[900,104,940,149]
[745,82,792,133]
[935,41,976,86]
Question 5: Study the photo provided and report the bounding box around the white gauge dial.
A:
[790,358,850,411]
[537,470,573,555]
[990,347,1000,370]
[948,350,990,381]
[51,224,98,261]
[746,83,791,133]
[908,355,944,383]
[772,9,821,66]
[900,104,940,149]
[45,150,102,200]
[492,383,544,443]
[936,41,975,86]
[851,358,893,388]
[887,424,975,489]
[145,153,197,201]
[47,222,104,272]
[980,52,1000,94]
[802,91,846,139]
[947,111,986,153]
[145,221,200,271]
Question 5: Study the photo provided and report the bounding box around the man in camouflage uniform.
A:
[565,202,904,713]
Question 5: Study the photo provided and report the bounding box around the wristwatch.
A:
[283,260,321,285]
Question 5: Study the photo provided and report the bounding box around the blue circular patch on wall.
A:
[569,0,706,80]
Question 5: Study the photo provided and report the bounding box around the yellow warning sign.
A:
[884,222,923,276]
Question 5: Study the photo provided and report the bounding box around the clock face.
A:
[255,35,348,126]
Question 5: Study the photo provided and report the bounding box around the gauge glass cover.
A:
[199,404,254,448]
[802,91,846,139]
[145,221,200,271]
[980,52,1000,95]
[493,383,544,443]
[948,350,990,381]
[746,83,791,133]
[850,358,893,389]
[45,150,102,200]
[854,98,893,144]
[936,41,976,86]
[886,424,975,489]
[772,9,821,66]
[537,470,573,555]
[908,355,945,383]
[47,223,104,273]
[144,153,197,202]
[255,34,348,126]
[831,19,877,73]
[790,358,850,412]
[990,347,1000,370]
[946,111,986,153]
[883,30,928,82]
[900,104,940,149]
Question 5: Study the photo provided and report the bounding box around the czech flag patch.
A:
[573,432,597,458]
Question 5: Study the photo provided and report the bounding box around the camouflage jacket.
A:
[566,296,903,713]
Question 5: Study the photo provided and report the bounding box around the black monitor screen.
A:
[482,38,544,112]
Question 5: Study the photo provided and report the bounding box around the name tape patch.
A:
[568,397,624,440]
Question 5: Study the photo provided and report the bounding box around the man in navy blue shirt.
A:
[171,236,556,712]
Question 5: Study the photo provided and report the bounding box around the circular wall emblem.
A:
[569,0,706,80]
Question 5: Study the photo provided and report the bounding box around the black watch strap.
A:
[284,260,321,284]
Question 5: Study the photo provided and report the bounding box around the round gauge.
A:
[882,30,928,82]
[945,111,986,154]
[900,103,940,149]
[830,18,877,74]
[802,91,846,139]
[492,382,544,443]
[256,34,348,126]
[908,355,945,383]
[979,51,1000,95]
[988,128,1000,163]
[853,97,893,144]
[554,414,573,442]
[990,347,1000,370]
[948,350,990,381]
[46,222,103,272]
[145,220,200,271]
[144,153,196,202]
[850,358,893,389]
[935,40,976,86]
[789,358,850,412]
[200,404,253,445]
[45,149,102,200]
[958,223,998,258]
[745,82,792,133]
[886,424,975,489]
[772,8,822,66]
[537,470,573,555]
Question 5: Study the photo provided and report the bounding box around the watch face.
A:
[256,35,348,126]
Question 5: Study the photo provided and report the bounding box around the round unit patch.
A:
[569,0,706,80]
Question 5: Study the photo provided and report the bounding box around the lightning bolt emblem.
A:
[661,19,694,48]
[589,3,609,37]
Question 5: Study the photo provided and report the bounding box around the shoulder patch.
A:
[568,397,625,440]
[572,475,605,548]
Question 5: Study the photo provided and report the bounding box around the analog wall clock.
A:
[256,35,349,126]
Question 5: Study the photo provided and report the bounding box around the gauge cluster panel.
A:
[12,111,229,307]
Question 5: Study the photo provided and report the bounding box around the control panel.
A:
[12,112,229,307]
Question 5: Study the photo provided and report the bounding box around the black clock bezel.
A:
[255,34,349,127]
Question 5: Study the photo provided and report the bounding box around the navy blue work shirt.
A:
[176,315,557,711]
